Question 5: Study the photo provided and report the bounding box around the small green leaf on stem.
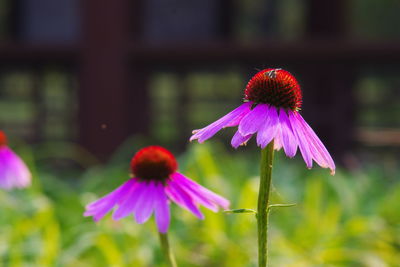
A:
[224,208,257,214]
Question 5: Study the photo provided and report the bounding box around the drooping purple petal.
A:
[190,102,252,143]
[231,131,253,149]
[171,172,230,211]
[154,183,170,233]
[288,111,313,169]
[273,123,283,151]
[134,182,156,224]
[112,181,141,220]
[238,104,269,136]
[294,113,336,174]
[0,147,31,190]
[84,179,136,222]
[278,110,298,157]
[170,173,217,212]
[224,106,251,128]
[85,179,136,210]
[165,179,204,219]
[256,106,279,148]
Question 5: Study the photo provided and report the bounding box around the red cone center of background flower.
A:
[0,131,7,147]
[131,146,178,182]
[244,68,302,111]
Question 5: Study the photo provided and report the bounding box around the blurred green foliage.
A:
[1,140,399,266]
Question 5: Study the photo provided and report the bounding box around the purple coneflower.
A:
[84,146,229,233]
[190,68,335,175]
[0,130,31,190]
[190,68,335,266]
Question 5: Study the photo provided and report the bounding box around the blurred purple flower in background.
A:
[0,131,31,190]
[84,146,229,233]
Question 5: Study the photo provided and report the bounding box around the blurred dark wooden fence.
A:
[0,0,399,161]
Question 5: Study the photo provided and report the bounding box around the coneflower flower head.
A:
[190,68,335,174]
[0,130,31,189]
[84,146,230,233]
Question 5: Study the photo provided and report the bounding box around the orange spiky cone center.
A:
[130,146,177,182]
[0,131,7,147]
[244,68,302,111]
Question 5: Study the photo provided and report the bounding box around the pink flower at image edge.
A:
[0,131,31,190]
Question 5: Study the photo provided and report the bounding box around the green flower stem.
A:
[158,232,178,267]
[257,140,275,267]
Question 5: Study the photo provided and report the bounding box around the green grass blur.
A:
[2,139,400,267]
